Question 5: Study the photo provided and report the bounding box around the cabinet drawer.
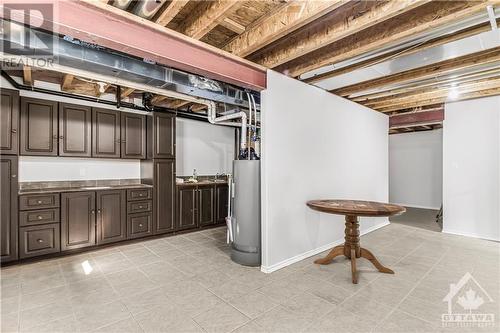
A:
[127,200,152,214]
[19,193,60,210]
[127,212,152,239]
[20,208,60,226]
[127,188,152,201]
[19,224,60,259]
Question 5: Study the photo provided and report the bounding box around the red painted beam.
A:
[0,0,267,91]
[389,109,444,127]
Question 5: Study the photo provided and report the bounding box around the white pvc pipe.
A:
[207,101,247,151]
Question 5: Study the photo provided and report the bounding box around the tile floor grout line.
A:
[371,247,451,332]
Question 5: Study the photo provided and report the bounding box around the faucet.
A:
[192,169,197,181]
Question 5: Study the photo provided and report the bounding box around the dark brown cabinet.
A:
[0,89,19,155]
[61,191,96,251]
[96,190,126,245]
[20,97,58,156]
[92,108,120,158]
[152,113,175,159]
[198,185,215,226]
[19,223,60,259]
[127,212,152,239]
[0,156,18,263]
[59,103,91,157]
[121,113,146,159]
[215,184,229,224]
[177,187,197,231]
[153,159,175,234]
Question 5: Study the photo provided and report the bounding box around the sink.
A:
[211,179,227,183]
[80,186,112,190]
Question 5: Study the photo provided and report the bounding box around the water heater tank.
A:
[230,160,261,266]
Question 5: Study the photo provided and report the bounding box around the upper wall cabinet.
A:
[0,89,19,155]
[121,112,146,159]
[92,108,121,158]
[20,97,58,156]
[153,112,175,159]
[59,103,92,157]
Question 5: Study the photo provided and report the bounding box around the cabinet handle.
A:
[138,206,143,209]
[37,200,42,204]
[12,174,16,178]
[91,210,95,214]
[37,239,44,243]
[139,194,143,197]
[138,223,143,227]
[97,209,101,214]
[11,129,17,133]
[37,215,43,220]
[59,136,64,139]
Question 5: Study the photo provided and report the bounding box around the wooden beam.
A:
[155,0,189,26]
[281,0,500,77]
[389,109,444,128]
[120,87,135,99]
[351,67,500,103]
[303,19,498,84]
[191,104,207,112]
[223,0,346,57]
[61,74,74,90]
[23,66,32,86]
[378,86,500,112]
[151,95,168,104]
[219,17,245,34]
[250,0,431,68]
[364,76,500,109]
[166,100,190,109]
[179,0,242,39]
[332,47,500,97]
[1,0,267,90]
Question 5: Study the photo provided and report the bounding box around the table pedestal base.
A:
[314,215,394,284]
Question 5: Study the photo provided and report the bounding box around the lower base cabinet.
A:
[62,190,126,250]
[19,223,60,259]
[0,156,18,263]
[127,212,152,239]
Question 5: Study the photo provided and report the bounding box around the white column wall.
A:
[443,96,500,241]
[261,70,389,272]
[389,130,443,209]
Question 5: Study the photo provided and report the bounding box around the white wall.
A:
[19,156,140,182]
[261,70,389,273]
[176,118,234,176]
[389,129,442,209]
[443,96,500,241]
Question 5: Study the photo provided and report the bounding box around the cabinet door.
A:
[0,156,18,263]
[198,185,215,226]
[121,112,146,159]
[215,184,229,224]
[59,103,91,157]
[177,187,197,231]
[153,113,175,159]
[92,108,120,158]
[20,97,58,156]
[0,88,19,154]
[96,190,126,245]
[154,159,175,234]
[61,191,96,251]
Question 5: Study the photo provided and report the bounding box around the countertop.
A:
[176,180,228,187]
[19,183,153,195]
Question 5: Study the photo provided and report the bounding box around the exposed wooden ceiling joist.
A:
[219,17,246,34]
[378,86,500,113]
[61,74,74,90]
[155,0,189,26]
[303,19,500,84]
[332,46,500,97]
[284,0,499,78]
[120,87,135,99]
[364,76,500,109]
[223,0,346,57]
[249,0,432,69]
[179,0,243,40]
[166,100,191,109]
[23,66,33,86]
[151,95,168,105]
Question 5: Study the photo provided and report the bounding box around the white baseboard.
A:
[442,228,500,242]
[392,203,440,210]
[260,220,390,274]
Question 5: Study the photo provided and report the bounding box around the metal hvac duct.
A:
[0,20,259,109]
[132,1,165,19]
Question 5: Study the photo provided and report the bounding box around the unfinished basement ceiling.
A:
[103,0,500,134]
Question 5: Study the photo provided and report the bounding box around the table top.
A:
[306,200,406,217]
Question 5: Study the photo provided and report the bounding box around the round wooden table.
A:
[307,200,406,284]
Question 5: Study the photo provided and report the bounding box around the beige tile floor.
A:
[1,223,499,333]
